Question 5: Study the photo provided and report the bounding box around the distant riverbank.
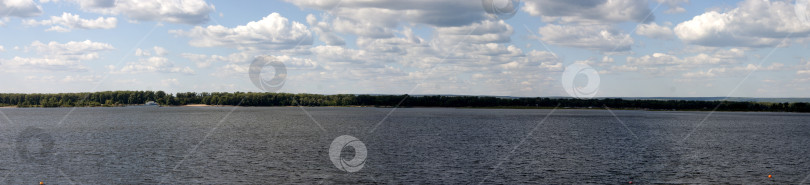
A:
[0,91,809,112]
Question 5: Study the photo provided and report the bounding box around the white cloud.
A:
[522,0,653,23]
[115,56,194,74]
[674,0,810,47]
[1,40,114,72]
[4,57,90,71]
[61,75,102,82]
[797,59,810,76]
[331,17,394,38]
[286,0,493,39]
[286,0,487,27]
[517,50,563,71]
[134,46,168,57]
[0,45,4,52]
[610,48,748,76]
[213,54,319,77]
[170,12,313,50]
[656,0,689,14]
[111,46,194,74]
[0,0,42,18]
[28,40,114,60]
[23,12,116,32]
[45,0,212,24]
[181,52,250,68]
[355,27,426,54]
[161,78,179,86]
[636,22,674,40]
[538,24,633,52]
[434,19,513,45]
[152,46,168,56]
[682,63,786,78]
[306,14,345,45]
[134,48,149,56]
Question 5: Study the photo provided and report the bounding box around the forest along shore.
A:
[0,91,808,112]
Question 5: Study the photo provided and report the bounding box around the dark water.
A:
[1,107,809,184]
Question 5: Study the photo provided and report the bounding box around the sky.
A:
[1,0,810,98]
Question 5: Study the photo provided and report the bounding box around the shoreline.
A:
[1,104,807,113]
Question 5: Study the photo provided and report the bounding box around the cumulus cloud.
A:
[24,12,116,32]
[0,0,42,18]
[797,59,810,76]
[181,52,250,68]
[434,19,513,45]
[538,24,633,52]
[674,0,810,47]
[505,50,562,71]
[27,40,115,60]
[522,0,654,23]
[2,40,114,72]
[656,0,689,14]
[46,0,214,24]
[307,14,345,45]
[636,22,674,40]
[115,56,194,74]
[61,75,102,82]
[134,46,167,57]
[610,48,748,76]
[113,47,193,74]
[170,12,313,50]
[285,0,495,40]
[682,63,786,78]
[356,27,426,54]
[286,0,487,27]
[161,78,179,86]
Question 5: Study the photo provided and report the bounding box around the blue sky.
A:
[1,0,810,97]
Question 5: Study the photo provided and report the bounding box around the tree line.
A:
[0,91,808,112]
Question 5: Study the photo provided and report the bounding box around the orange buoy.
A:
[40,182,43,185]
[769,174,772,178]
